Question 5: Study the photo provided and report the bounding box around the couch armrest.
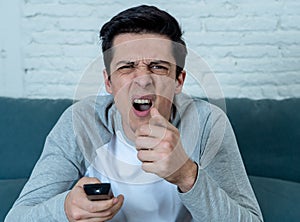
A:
[0,178,27,221]
[249,176,300,222]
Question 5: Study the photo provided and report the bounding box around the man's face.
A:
[103,33,185,140]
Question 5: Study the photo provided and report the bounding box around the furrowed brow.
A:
[149,60,171,66]
[115,60,135,67]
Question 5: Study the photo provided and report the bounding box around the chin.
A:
[131,116,151,128]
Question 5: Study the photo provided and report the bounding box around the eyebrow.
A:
[149,60,171,66]
[115,61,134,67]
[115,60,171,67]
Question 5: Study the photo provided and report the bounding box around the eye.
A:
[151,65,168,70]
[118,64,134,70]
[150,64,169,75]
[117,64,135,73]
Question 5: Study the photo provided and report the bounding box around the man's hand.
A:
[135,108,198,192]
[64,177,124,222]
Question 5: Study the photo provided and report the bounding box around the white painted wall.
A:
[0,0,23,97]
[0,0,300,99]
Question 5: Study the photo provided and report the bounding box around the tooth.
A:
[134,99,151,104]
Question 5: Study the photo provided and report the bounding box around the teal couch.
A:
[1,97,299,221]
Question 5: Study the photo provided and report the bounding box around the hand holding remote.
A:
[84,183,113,201]
[64,177,124,222]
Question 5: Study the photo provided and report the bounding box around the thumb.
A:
[150,107,167,127]
[76,177,101,188]
[150,107,161,118]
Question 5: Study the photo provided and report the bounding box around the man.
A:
[6,5,263,222]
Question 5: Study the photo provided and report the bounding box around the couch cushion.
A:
[0,97,73,179]
[0,178,27,221]
[249,176,300,222]
[226,99,300,183]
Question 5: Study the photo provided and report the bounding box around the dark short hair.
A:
[99,5,187,78]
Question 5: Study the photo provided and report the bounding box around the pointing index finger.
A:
[149,108,168,127]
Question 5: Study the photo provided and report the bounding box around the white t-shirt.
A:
[85,131,186,222]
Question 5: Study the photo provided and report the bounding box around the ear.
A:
[103,69,113,94]
[175,70,186,94]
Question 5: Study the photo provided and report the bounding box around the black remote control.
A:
[83,183,113,201]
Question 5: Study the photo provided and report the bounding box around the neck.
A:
[121,119,137,146]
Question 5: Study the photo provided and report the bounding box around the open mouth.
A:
[133,98,152,111]
[132,95,155,117]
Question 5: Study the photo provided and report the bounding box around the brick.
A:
[185,32,241,46]
[282,1,300,16]
[180,17,203,33]
[188,30,300,47]
[31,31,96,45]
[167,2,206,18]
[280,16,300,30]
[24,57,92,72]
[193,45,279,59]
[202,57,300,74]
[205,16,278,32]
[281,45,300,57]
[58,0,112,5]
[24,43,63,57]
[223,72,300,86]
[25,0,55,3]
[57,17,102,31]
[61,44,99,58]
[23,3,95,17]
[273,85,300,99]
[236,86,264,99]
[193,72,300,99]
[200,1,239,18]
[22,16,58,32]
[25,70,80,84]
[25,83,76,99]
[239,31,300,45]
[274,72,300,85]
[236,1,283,16]
[289,85,300,97]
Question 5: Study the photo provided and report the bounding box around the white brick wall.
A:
[0,0,299,99]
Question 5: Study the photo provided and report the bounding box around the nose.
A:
[133,66,153,88]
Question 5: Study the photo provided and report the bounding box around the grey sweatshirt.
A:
[5,93,263,222]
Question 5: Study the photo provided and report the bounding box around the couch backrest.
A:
[0,97,73,179]
[225,98,300,183]
[1,97,299,183]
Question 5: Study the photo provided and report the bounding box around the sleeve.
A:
[5,107,86,222]
[5,96,115,222]
[178,107,264,222]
